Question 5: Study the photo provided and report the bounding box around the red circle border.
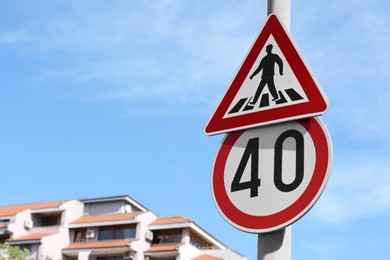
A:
[212,117,332,232]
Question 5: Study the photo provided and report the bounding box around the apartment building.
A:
[0,195,246,260]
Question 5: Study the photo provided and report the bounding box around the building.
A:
[0,195,246,260]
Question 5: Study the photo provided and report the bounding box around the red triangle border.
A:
[205,14,329,135]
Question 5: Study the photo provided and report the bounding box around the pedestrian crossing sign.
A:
[205,14,329,135]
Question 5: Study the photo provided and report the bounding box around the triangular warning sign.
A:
[205,14,329,135]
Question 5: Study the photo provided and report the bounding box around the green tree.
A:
[39,256,52,260]
[0,244,29,260]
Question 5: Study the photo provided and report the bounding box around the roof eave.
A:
[81,195,149,212]
[149,222,226,249]
[7,239,41,245]
[69,219,140,229]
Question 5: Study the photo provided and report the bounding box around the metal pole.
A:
[258,1,292,260]
[257,226,292,260]
[267,0,291,31]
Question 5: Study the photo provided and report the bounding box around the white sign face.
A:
[224,35,309,119]
[211,117,332,233]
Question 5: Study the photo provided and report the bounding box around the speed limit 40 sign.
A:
[211,117,332,233]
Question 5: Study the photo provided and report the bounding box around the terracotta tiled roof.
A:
[7,233,54,242]
[0,201,66,217]
[63,240,130,250]
[70,212,140,225]
[150,216,191,226]
[192,254,223,260]
[146,243,182,252]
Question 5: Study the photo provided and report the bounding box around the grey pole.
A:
[257,226,292,260]
[267,0,291,31]
[257,1,292,260]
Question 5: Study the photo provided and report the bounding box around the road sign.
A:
[205,14,329,136]
[211,117,332,233]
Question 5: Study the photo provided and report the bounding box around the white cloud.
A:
[290,0,390,150]
[311,157,390,224]
[12,1,265,110]
[5,1,390,123]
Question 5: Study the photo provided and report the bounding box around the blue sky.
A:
[1,0,390,259]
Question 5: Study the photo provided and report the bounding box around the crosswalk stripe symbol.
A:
[228,88,304,115]
[205,14,329,135]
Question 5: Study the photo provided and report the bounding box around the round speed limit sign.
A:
[211,117,332,233]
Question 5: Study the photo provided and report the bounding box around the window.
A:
[41,216,59,226]
[19,244,33,253]
[152,229,182,244]
[96,257,123,260]
[73,229,87,242]
[32,213,62,227]
[98,229,112,240]
[190,232,212,249]
[98,225,136,240]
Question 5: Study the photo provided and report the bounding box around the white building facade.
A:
[0,195,246,260]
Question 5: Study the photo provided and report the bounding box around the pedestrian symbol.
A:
[250,44,283,103]
[205,14,329,135]
[225,35,308,119]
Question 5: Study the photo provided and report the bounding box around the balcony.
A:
[0,223,11,243]
[62,239,134,259]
